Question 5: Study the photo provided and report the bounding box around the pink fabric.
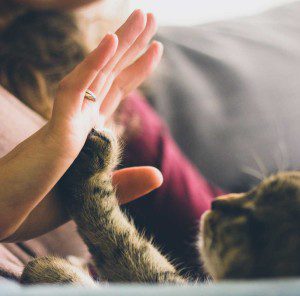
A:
[122,93,223,276]
[0,87,44,157]
[0,88,222,280]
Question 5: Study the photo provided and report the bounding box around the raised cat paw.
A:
[58,128,119,210]
[81,128,119,174]
[64,128,120,181]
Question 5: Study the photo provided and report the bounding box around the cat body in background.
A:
[21,129,300,285]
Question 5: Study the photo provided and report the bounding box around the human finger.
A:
[56,33,118,111]
[85,10,147,108]
[100,41,163,118]
[112,13,157,76]
[112,166,163,204]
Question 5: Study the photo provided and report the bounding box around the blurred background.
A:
[129,0,295,25]
[99,0,295,26]
[91,0,300,192]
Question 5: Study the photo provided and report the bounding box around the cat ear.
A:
[211,193,255,212]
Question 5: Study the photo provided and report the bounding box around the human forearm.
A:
[2,189,69,242]
[0,123,74,240]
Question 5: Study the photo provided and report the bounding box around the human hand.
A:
[46,9,162,161]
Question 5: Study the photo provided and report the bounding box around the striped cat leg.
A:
[59,129,186,284]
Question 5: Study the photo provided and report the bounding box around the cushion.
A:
[147,1,300,192]
[1,278,300,295]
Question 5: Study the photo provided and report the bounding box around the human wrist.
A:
[39,122,80,163]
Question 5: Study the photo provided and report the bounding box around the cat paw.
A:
[67,128,120,179]
[20,256,95,286]
[58,128,119,208]
[82,128,119,173]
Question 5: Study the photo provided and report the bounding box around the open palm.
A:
[47,10,162,160]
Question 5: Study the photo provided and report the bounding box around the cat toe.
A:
[82,128,119,172]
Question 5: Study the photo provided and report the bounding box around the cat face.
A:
[200,171,300,280]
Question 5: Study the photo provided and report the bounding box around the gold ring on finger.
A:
[84,89,97,102]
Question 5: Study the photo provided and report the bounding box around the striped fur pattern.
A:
[21,129,300,285]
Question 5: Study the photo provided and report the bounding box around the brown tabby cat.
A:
[20,129,300,285]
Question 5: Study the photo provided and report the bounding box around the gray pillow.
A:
[147,1,300,192]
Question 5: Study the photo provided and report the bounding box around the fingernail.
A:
[153,41,164,53]
[99,33,117,47]
[134,9,143,14]
[98,34,110,47]
[155,41,163,47]
[131,9,144,18]
[147,12,154,18]
[109,33,118,40]
[153,42,164,65]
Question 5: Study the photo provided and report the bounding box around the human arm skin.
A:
[0,10,164,242]
[0,124,80,241]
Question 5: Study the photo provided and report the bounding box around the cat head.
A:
[200,171,300,280]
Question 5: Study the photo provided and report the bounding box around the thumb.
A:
[112,166,163,204]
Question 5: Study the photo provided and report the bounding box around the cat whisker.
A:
[277,140,290,172]
[250,151,269,179]
[272,116,290,173]
[242,166,264,181]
